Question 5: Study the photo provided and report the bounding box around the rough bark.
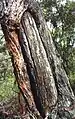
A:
[25,1,75,118]
[0,0,75,119]
[21,11,57,108]
[1,22,41,119]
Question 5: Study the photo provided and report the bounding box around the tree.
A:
[0,0,75,118]
[41,0,75,75]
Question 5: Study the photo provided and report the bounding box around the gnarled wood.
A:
[1,23,41,118]
[26,1,75,118]
[21,12,57,115]
[1,0,75,119]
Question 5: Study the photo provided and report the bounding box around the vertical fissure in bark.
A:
[18,23,45,118]
[21,11,57,115]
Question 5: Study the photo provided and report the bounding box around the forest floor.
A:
[0,95,26,119]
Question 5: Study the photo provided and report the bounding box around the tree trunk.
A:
[0,0,75,119]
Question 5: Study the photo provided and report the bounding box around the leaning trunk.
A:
[1,0,75,118]
[1,23,42,118]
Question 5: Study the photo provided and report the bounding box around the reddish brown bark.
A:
[1,22,41,118]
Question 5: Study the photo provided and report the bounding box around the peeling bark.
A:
[1,23,41,119]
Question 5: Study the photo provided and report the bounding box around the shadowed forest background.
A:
[0,0,75,118]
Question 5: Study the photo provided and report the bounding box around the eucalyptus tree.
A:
[0,0,75,119]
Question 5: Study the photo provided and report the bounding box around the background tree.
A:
[41,0,75,75]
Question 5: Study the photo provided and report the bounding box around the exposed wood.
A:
[1,23,41,118]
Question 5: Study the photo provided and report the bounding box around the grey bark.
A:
[0,0,75,119]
